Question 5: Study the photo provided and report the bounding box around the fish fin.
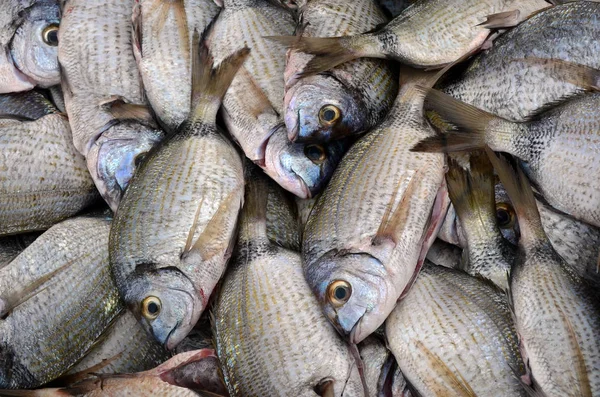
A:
[557,307,593,397]
[237,66,278,118]
[484,148,546,246]
[478,10,521,29]
[132,0,143,62]
[410,87,515,153]
[187,186,244,262]
[54,351,124,386]
[314,378,335,397]
[101,98,156,126]
[509,57,600,91]
[190,31,250,123]
[146,0,190,56]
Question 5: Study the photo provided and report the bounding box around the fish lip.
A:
[287,110,300,142]
[164,320,181,351]
[348,313,365,344]
[291,171,312,199]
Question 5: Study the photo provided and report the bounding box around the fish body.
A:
[214,168,364,396]
[302,70,447,343]
[134,0,220,131]
[386,262,526,396]
[0,113,98,236]
[0,0,61,93]
[265,181,301,251]
[58,0,164,211]
[441,1,600,121]
[425,239,462,269]
[282,0,398,143]
[0,216,122,389]
[109,44,248,350]
[0,90,56,120]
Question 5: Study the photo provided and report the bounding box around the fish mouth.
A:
[348,313,365,344]
[164,320,181,351]
[291,171,312,199]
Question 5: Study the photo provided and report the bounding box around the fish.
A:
[412,87,600,228]
[58,0,165,211]
[0,113,99,236]
[213,166,365,397]
[377,0,417,17]
[301,68,449,344]
[269,0,549,75]
[439,1,600,121]
[133,0,220,131]
[359,336,400,397]
[0,233,40,269]
[109,41,248,350]
[265,179,301,251]
[280,0,398,143]
[0,216,123,389]
[425,239,462,269]
[0,0,61,93]
[385,262,527,396]
[446,152,516,290]
[0,90,56,120]
[486,149,600,396]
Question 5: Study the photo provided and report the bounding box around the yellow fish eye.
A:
[327,280,352,307]
[319,105,341,126]
[496,202,516,228]
[141,296,162,320]
[42,24,59,46]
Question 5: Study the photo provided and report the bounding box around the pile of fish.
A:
[0,0,599,395]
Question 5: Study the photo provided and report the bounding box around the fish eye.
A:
[327,280,352,307]
[141,296,162,320]
[318,105,341,126]
[496,203,515,228]
[134,153,146,167]
[42,24,59,46]
[304,144,327,165]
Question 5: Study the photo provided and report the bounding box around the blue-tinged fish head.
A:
[305,251,397,344]
[284,75,368,143]
[122,267,203,351]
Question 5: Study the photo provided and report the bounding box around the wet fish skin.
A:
[302,69,447,344]
[0,0,60,93]
[134,0,220,131]
[359,336,399,397]
[0,233,40,269]
[386,262,526,396]
[0,216,122,389]
[214,167,364,396]
[265,178,301,251]
[0,114,99,236]
[109,45,248,350]
[440,1,600,121]
[425,239,462,269]
[282,0,398,143]
[0,90,56,120]
[58,0,165,211]
[488,150,600,396]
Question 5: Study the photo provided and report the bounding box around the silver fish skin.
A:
[109,45,248,350]
[0,89,56,120]
[58,0,164,211]
[386,262,526,396]
[0,0,60,93]
[265,178,301,251]
[302,69,448,344]
[425,239,462,269]
[414,90,600,228]
[446,153,515,290]
[0,216,122,389]
[0,233,40,269]
[359,336,400,397]
[133,0,220,131]
[441,1,600,121]
[0,114,99,236]
[488,150,600,396]
[214,167,364,397]
[282,0,398,143]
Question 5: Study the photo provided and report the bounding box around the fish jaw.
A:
[0,48,35,93]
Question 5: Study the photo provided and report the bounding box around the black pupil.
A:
[305,145,324,161]
[46,29,58,45]
[147,302,159,314]
[496,208,510,226]
[334,286,347,301]
[323,108,336,121]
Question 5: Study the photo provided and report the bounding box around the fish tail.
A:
[484,148,546,247]
[189,32,250,124]
[265,34,378,77]
[238,164,270,242]
[410,88,518,153]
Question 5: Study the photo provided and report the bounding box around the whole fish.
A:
[0,90,56,120]
[213,167,364,396]
[59,0,164,211]
[280,0,398,143]
[133,0,220,131]
[302,68,448,344]
[63,311,169,381]
[271,0,549,75]
[0,113,99,236]
[386,262,526,396]
[440,1,600,121]
[488,150,600,396]
[0,233,40,269]
[413,88,600,227]
[0,0,61,93]
[446,153,515,290]
[0,216,122,389]
[425,239,462,269]
[110,43,248,350]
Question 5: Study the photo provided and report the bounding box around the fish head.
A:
[307,251,397,344]
[123,267,203,351]
[88,122,163,212]
[9,1,61,88]
[263,127,348,198]
[284,75,368,143]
